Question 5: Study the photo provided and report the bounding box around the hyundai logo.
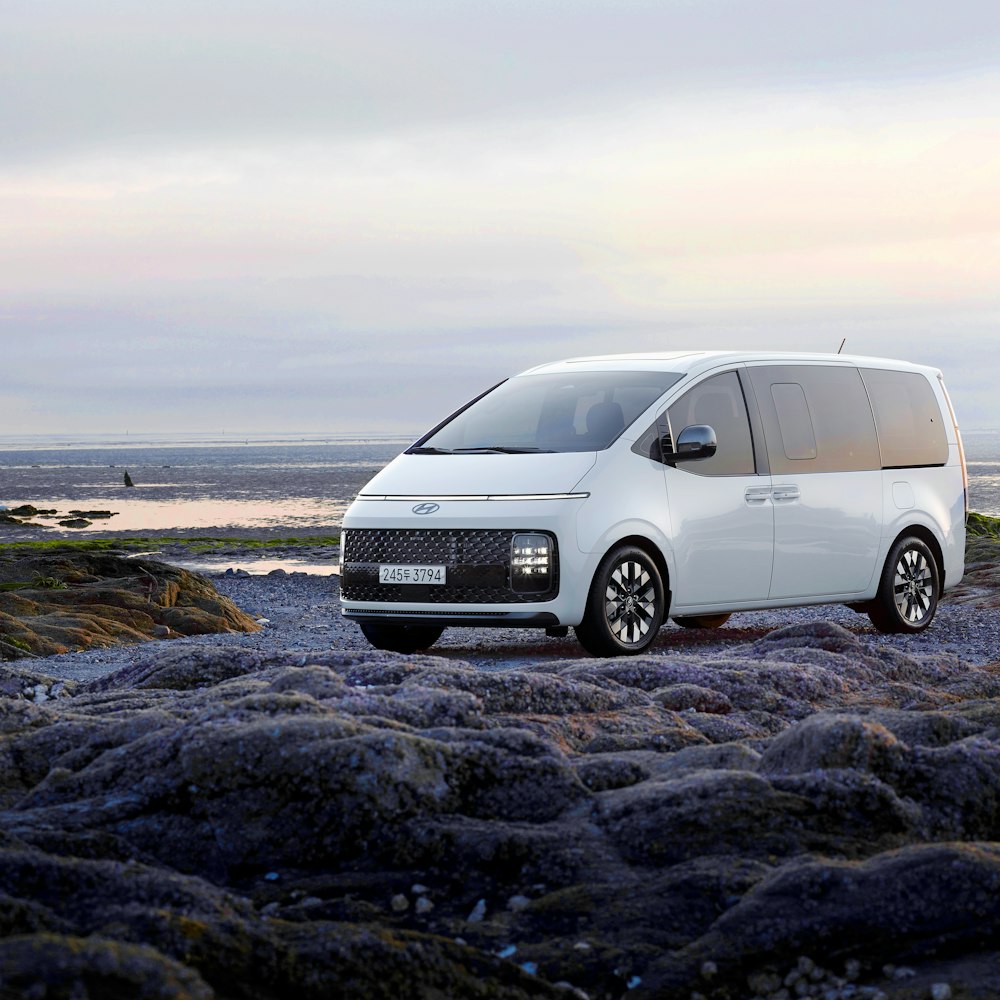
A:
[412,502,440,515]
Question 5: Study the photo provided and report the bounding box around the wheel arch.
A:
[889,524,946,589]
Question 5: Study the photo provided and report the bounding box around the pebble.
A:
[930,986,952,1000]
[466,898,487,923]
[390,894,409,912]
[507,894,531,912]
[415,897,434,915]
[35,570,1000,685]
[700,961,718,980]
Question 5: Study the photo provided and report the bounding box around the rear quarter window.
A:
[861,368,948,467]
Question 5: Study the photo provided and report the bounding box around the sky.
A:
[3,0,1000,435]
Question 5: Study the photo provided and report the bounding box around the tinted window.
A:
[419,371,683,453]
[666,371,755,476]
[749,365,880,474]
[861,368,948,467]
[770,383,817,460]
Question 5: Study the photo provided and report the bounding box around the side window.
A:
[770,383,817,460]
[749,365,880,474]
[861,368,948,468]
[666,371,755,476]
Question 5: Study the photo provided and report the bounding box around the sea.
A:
[1,429,998,539]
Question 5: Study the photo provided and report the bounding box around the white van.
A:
[340,352,967,657]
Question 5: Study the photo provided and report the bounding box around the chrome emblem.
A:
[412,502,440,515]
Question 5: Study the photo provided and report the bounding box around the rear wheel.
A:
[868,536,939,634]
[575,545,666,657]
[671,613,732,629]
[359,622,445,653]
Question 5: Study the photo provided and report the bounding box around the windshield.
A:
[413,370,684,454]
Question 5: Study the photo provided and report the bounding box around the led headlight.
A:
[510,532,553,593]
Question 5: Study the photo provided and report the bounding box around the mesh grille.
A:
[341,528,558,604]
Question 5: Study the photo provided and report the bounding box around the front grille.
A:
[341,528,558,604]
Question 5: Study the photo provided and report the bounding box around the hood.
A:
[359,451,597,497]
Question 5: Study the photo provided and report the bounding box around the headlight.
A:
[510,532,553,593]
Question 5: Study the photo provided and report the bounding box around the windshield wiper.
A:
[406,446,454,455]
[452,446,555,454]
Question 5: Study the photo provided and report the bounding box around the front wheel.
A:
[868,537,940,634]
[575,545,666,657]
[359,622,445,653]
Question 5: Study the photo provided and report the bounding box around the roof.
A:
[521,350,942,378]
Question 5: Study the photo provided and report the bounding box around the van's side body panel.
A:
[340,350,966,630]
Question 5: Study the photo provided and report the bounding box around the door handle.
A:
[772,486,800,502]
[744,486,772,505]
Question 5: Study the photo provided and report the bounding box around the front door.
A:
[662,370,773,609]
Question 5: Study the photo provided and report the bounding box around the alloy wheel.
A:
[605,560,658,645]
[892,547,934,625]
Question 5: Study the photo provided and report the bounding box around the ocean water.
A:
[1,429,998,538]
[0,433,411,536]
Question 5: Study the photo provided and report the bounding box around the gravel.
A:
[37,566,1000,684]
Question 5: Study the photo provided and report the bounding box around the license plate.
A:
[379,564,447,585]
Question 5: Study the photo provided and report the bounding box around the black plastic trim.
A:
[342,610,561,628]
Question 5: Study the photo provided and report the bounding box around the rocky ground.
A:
[1,530,1000,999]
[0,550,261,661]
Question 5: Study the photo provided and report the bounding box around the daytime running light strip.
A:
[358,493,590,501]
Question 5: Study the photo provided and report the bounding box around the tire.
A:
[671,613,732,630]
[867,536,940,634]
[359,622,445,654]
[575,545,666,657]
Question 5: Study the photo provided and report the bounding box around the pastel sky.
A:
[3,0,999,435]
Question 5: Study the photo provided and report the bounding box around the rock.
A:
[0,934,214,999]
[57,518,92,528]
[0,552,260,658]
[2,625,1000,997]
[651,684,733,714]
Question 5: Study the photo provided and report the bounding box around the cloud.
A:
[2,0,999,433]
[4,0,1000,164]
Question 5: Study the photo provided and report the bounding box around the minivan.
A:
[340,352,967,657]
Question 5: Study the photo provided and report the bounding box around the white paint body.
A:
[341,351,966,627]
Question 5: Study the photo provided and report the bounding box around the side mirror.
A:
[660,424,717,462]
